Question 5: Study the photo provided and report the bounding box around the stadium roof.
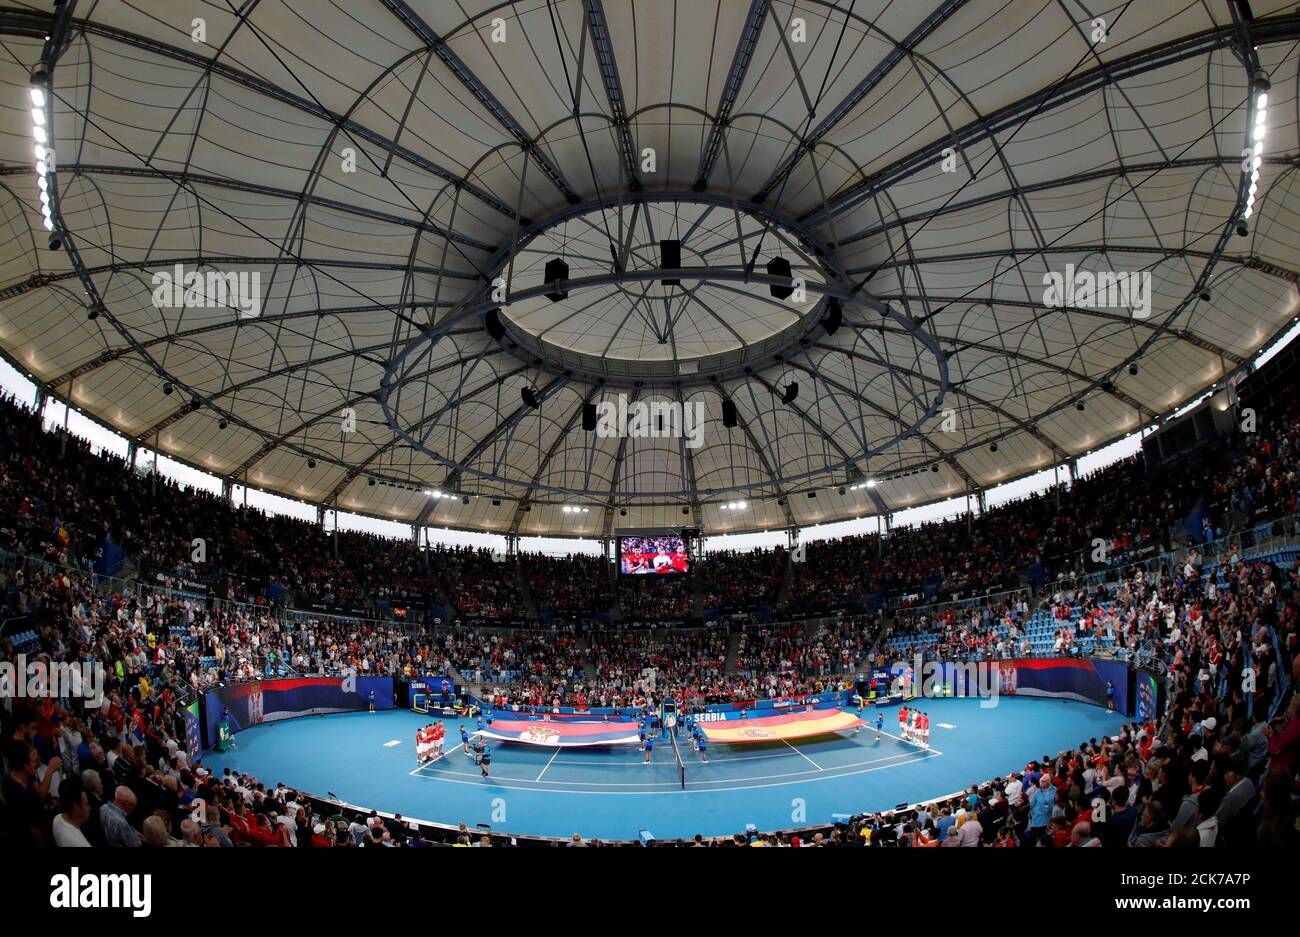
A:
[1,0,1298,537]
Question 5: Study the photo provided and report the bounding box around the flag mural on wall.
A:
[183,701,201,762]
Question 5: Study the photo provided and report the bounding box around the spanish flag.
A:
[700,707,863,744]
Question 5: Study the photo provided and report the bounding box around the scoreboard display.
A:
[617,534,689,576]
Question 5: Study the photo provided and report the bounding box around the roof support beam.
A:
[820,342,1070,462]
[511,385,603,528]
[803,12,1300,226]
[675,384,703,526]
[46,11,521,219]
[377,0,581,203]
[444,375,572,493]
[837,155,1296,247]
[323,362,536,504]
[752,0,968,203]
[19,254,479,284]
[779,358,979,492]
[44,305,465,389]
[694,0,767,190]
[230,349,506,477]
[0,163,497,251]
[132,341,394,443]
[854,245,1300,287]
[583,0,640,188]
[717,387,796,526]
[866,294,1247,367]
[600,388,640,536]
[843,319,1158,418]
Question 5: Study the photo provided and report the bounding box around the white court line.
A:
[405,749,944,796]
[874,724,942,756]
[781,739,823,771]
[408,744,458,776]
[559,747,793,767]
[534,747,562,782]
[410,747,932,789]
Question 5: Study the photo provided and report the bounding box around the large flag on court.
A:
[699,708,863,744]
[477,718,642,747]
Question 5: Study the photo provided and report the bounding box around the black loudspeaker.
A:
[781,382,799,404]
[544,258,569,302]
[660,239,681,286]
[582,403,598,431]
[767,257,793,299]
[485,308,506,340]
[722,399,738,428]
[823,297,842,335]
[521,387,540,409]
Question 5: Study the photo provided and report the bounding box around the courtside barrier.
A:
[201,676,394,749]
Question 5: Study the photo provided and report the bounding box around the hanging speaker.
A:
[823,297,842,335]
[485,308,506,340]
[582,403,598,431]
[521,387,540,409]
[766,257,793,299]
[660,239,681,286]
[722,399,738,428]
[544,258,569,302]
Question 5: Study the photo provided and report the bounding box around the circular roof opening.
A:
[494,194,833,381]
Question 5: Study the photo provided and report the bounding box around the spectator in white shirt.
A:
[956,815,983,846]
[52,777,92,847]
[1004,774,1024,806]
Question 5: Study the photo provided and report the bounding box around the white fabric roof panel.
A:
[0,0,1297,536]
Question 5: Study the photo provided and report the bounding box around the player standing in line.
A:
[898,705,909,742]
[910,708,920,745]
[920,712,930,749]
[431,722,444,758]
[415,725,430,764]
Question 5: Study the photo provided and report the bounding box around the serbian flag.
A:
[477,719,641,747]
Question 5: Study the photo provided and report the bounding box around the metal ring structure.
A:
[379,238,950,500]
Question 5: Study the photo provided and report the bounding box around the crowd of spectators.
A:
[693,548,787,613]
[1,352,1298,848]
[616,575,691,625]
[523,553,614,618]
[433,547,527,623]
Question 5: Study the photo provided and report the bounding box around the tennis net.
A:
[669,723,686,789]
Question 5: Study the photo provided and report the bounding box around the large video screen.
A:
[618,534,689,576]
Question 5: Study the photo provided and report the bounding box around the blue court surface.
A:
[203,697,1123,841]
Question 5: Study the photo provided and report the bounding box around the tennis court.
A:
[202,696,1122,840]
